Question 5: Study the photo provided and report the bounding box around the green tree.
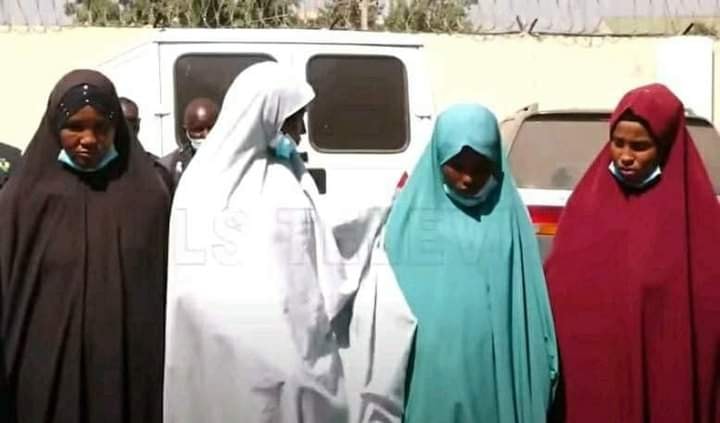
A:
[68,0,300,28]
[311,0,381,30]
[383,0,468,32]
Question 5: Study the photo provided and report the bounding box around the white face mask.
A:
[186,131,204,150]
[443,175,499,208]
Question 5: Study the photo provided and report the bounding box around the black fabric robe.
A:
[0,70,171,423]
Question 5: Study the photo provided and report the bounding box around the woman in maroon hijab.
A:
[545,84,720,422]
[0,70,171,423]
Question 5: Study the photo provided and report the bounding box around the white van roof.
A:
[153,28,423,47]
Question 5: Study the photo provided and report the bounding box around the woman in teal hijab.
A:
[385,104,558,422]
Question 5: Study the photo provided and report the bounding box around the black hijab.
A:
[0,69,171,423]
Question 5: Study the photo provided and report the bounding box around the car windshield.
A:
[508,113,720,193]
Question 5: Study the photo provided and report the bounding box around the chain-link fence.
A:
[1,0,720,35]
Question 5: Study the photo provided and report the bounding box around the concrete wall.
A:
[422,34,661,120]
[0,27,155,149]
[0,28,716,150]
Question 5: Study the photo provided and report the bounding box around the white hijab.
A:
[175,61,315,206]
[164,62,416,423]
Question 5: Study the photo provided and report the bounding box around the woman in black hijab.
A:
[0,70,171,423]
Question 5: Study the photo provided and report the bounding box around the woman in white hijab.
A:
[163,62,416,423]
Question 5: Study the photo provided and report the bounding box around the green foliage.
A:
[383,0,469,32]
[310,0,381,30]
[67,0,301,28]
[308,0,468,32]
[67,0,469,32]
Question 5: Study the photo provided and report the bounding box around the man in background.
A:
[120,97,176,190]
[120,97,141,137]
[160,97,219,187]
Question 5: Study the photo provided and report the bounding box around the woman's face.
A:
[281,108,307,144]
[442,147,493,196]
[610,120,660,185]
[59,105,116,169]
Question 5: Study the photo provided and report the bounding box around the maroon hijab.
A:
[0,70,170,423]
[545,84,720,422]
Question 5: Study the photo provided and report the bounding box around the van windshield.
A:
[508,113,720,193]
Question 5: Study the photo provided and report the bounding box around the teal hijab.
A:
[385,104,558,422]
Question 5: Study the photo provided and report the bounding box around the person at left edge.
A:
[0,142,21,190]
[0,69,171,423]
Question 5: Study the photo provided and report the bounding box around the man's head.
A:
[119,97,140,136]
[183,98,219,148]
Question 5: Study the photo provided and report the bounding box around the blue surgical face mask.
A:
[608,161,662,189]
[270,134,298,160]
[57,144,119,173]
[443,175,499,208]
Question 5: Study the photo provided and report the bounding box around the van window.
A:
[307,55,409,153]
[174,53,274,146]
[508,113,720,193]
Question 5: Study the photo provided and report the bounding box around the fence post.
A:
[360,0,368,30]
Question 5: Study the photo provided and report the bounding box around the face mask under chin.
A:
[269,133,298,160]
[57,145,119,173]
[443,175,499,208]
[608,161,662,189]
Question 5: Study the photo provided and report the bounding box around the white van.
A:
[99,28,434,211]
